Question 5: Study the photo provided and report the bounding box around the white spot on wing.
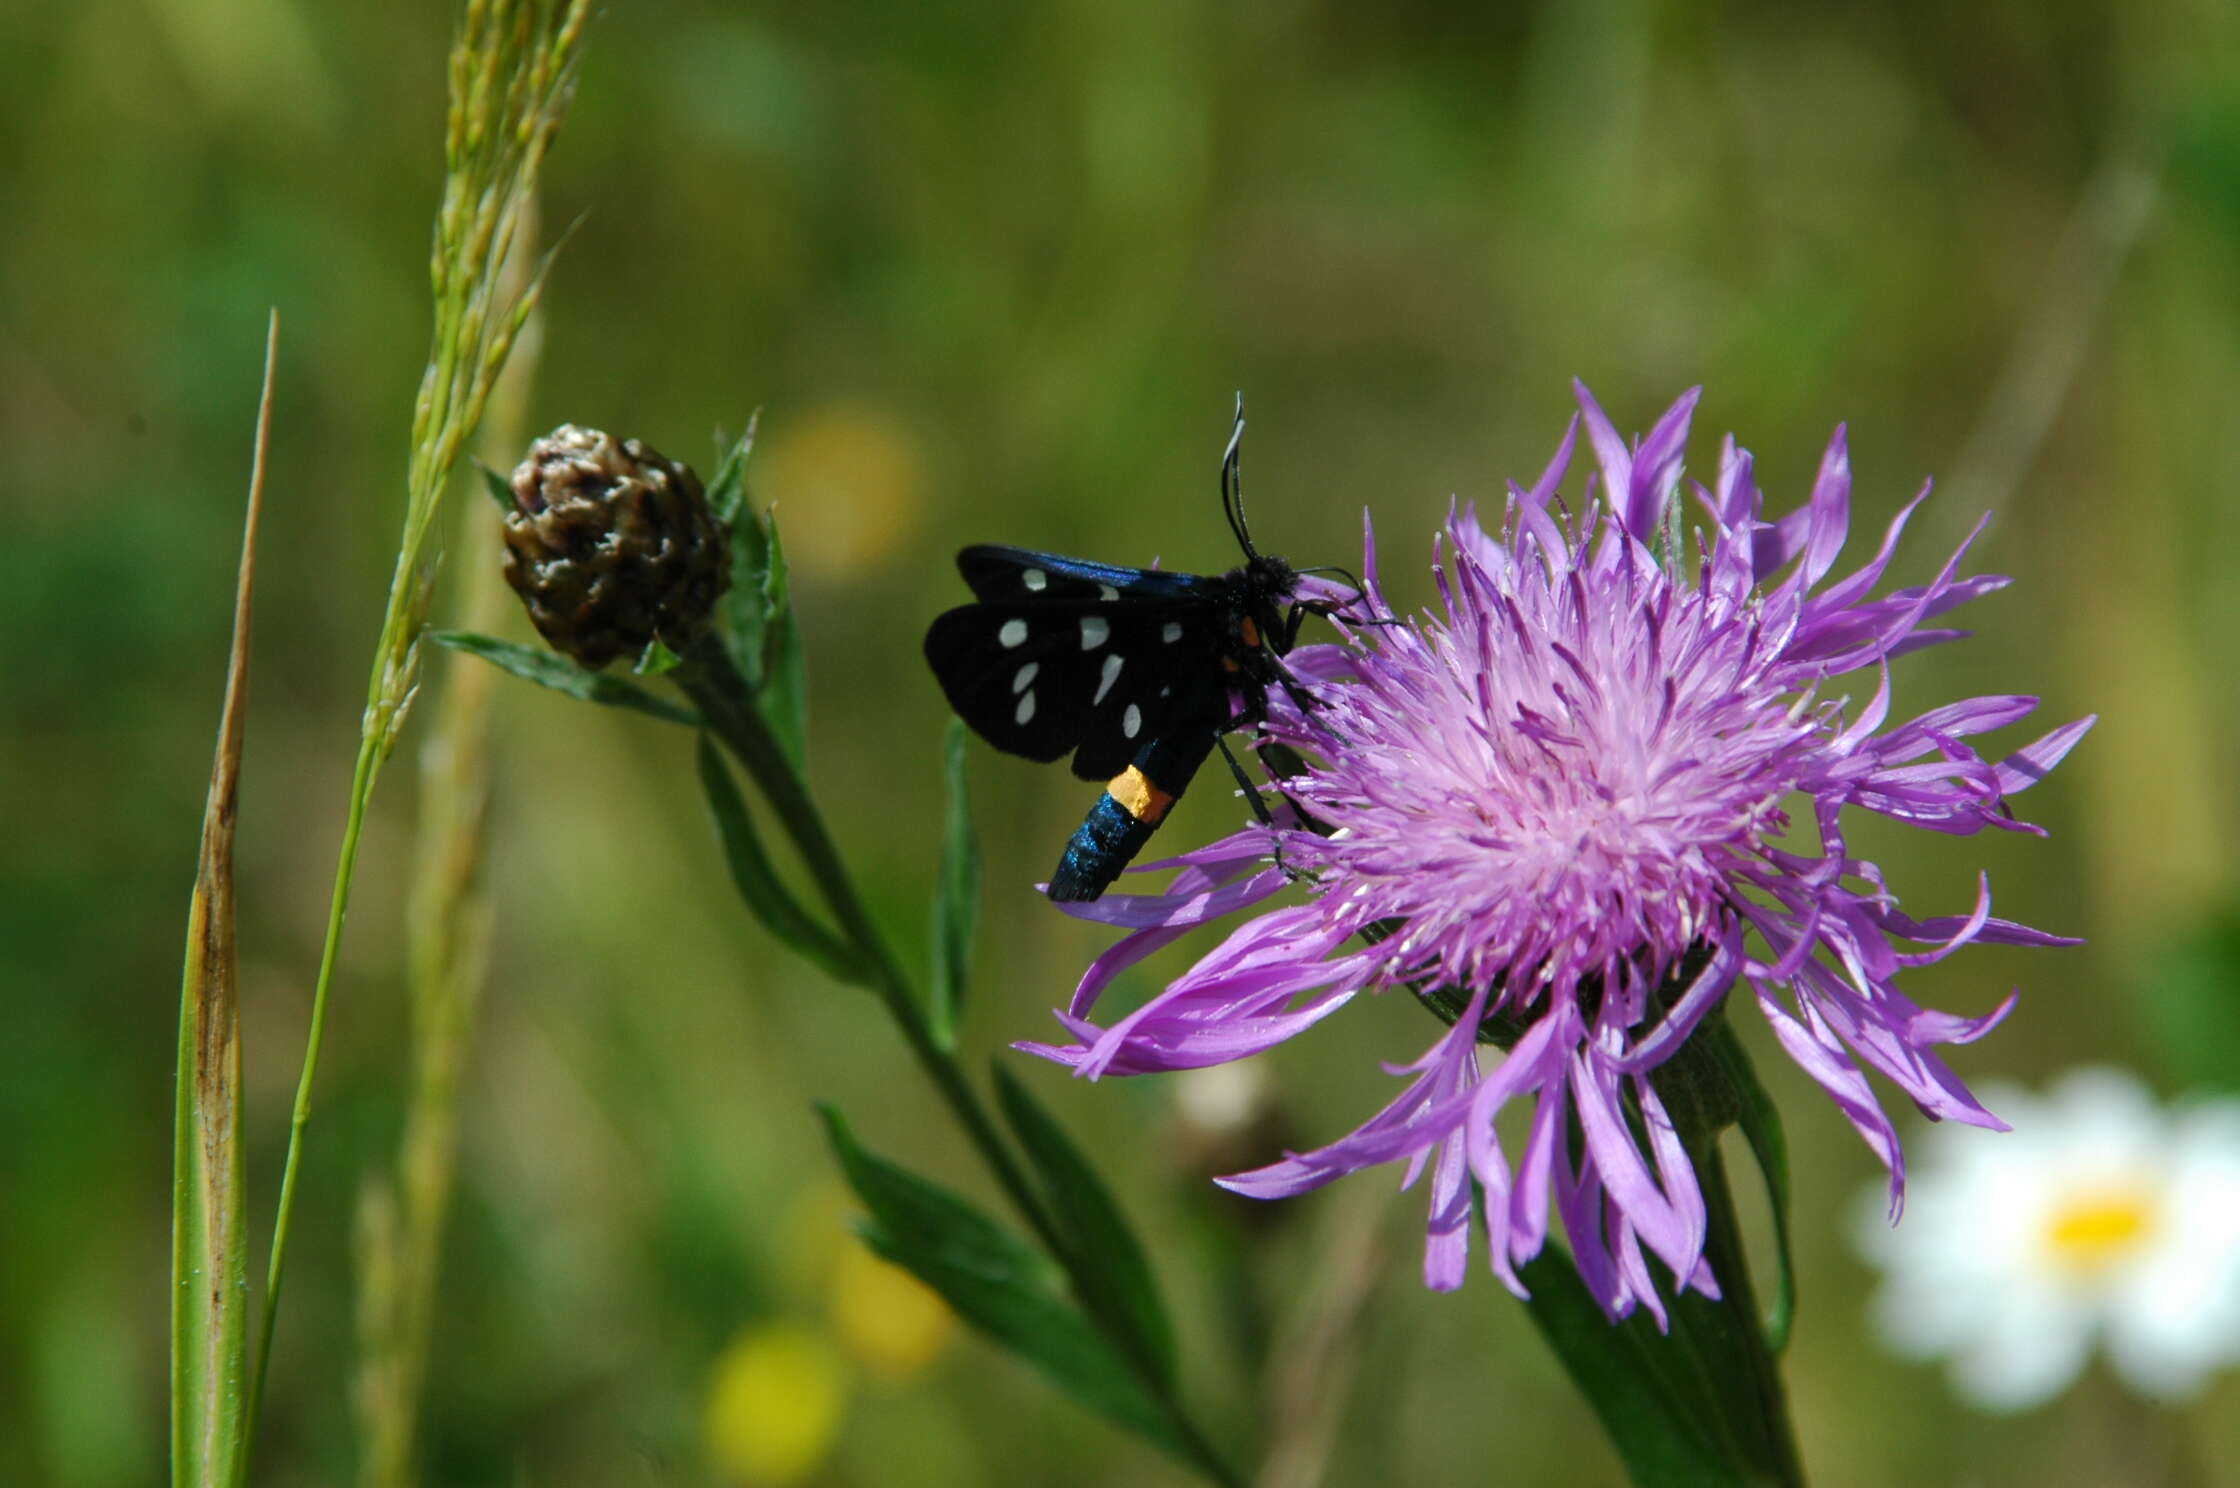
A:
[1015,691,1036,726]
[1080,616,1108,650]
[1122,703,1141,738]
[999,619,1028,649]
[1093,653,1122,705]
[1162,621,1183,644]
[1023,568,1047,591]
[1012,662,1039,694]
[1098,584,1119,601]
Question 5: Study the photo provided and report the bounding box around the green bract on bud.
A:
[501,425,732,670]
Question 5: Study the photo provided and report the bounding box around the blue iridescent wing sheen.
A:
[952,544,1211,604]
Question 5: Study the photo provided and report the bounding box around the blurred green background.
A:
[6,0,2240,1484]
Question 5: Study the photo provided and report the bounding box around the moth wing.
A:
[924,596,1228,774]
[954,545,1205,604]
[925,604,1091,761]
[1064,612,1229,780]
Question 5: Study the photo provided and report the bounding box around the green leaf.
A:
[708,437,808,769]
[633,635,683,677]
[714,415,770,685]
[477,460,515,514]
[1707,1022,1796,1353]
[822,1105,1050,1279]
[928,719,980,1049]
[712,470,810,766]
[431,630,699,726]
[819,1107,1190,1464]
[706,409,761,527]
[756,512,809,771]
[1664,1143,1805,1484]
[1513,1136,1804,1486]
[696,735,864,986]
[993,1067,1177,1390]
[1516,1246,1746,1487]
[722,497,771,686]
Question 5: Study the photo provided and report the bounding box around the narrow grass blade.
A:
[172,310,276,1488]
[251,0,597,1439]
[357,213,545,1488]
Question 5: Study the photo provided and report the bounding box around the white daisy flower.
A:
[1854,1065,2240,1411]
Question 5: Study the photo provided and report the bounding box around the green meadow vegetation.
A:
[5,2,2237,1483]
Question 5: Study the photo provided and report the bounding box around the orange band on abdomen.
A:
[1107,764,1177,824]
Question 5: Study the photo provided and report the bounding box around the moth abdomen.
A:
[1048,732,1216,902]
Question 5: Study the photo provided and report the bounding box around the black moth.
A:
[924,407,1339,901]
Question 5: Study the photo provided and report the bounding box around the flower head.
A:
[1020,384,2093,1322]
[1855,1066,2240,1409]
[503,424,732,670]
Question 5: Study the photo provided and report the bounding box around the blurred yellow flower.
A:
[829,1238,953,1379]
[757,402,924,578]
[771,1180,952,1378]
[704,1323,848,1486]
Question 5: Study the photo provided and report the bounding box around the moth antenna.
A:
[1222,393,1257,560]
[1296,563,1366,595]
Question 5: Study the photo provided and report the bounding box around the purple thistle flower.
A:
[1019,383,2094,1323]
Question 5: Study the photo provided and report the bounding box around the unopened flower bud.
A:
[502,424,731,670]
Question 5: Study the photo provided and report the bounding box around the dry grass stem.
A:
[171,309,279,1488]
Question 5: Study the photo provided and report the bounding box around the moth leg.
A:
[1217,733,1315,887]
[1268,651,1324,718]
[1268,603,1355,716]
[1216,732,1277,829]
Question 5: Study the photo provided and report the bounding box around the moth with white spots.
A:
[922,407,1352,900]
[924,542,1286,783]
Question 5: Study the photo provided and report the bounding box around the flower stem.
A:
[1692,1141,1806,1487]
[673,632,1239,1486]
[1649,1022,1807,1486]
[674,634,1053,1241]
[1516,1027,1807,1488]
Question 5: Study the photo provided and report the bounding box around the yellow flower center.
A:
[2041,1187,2159,1281]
